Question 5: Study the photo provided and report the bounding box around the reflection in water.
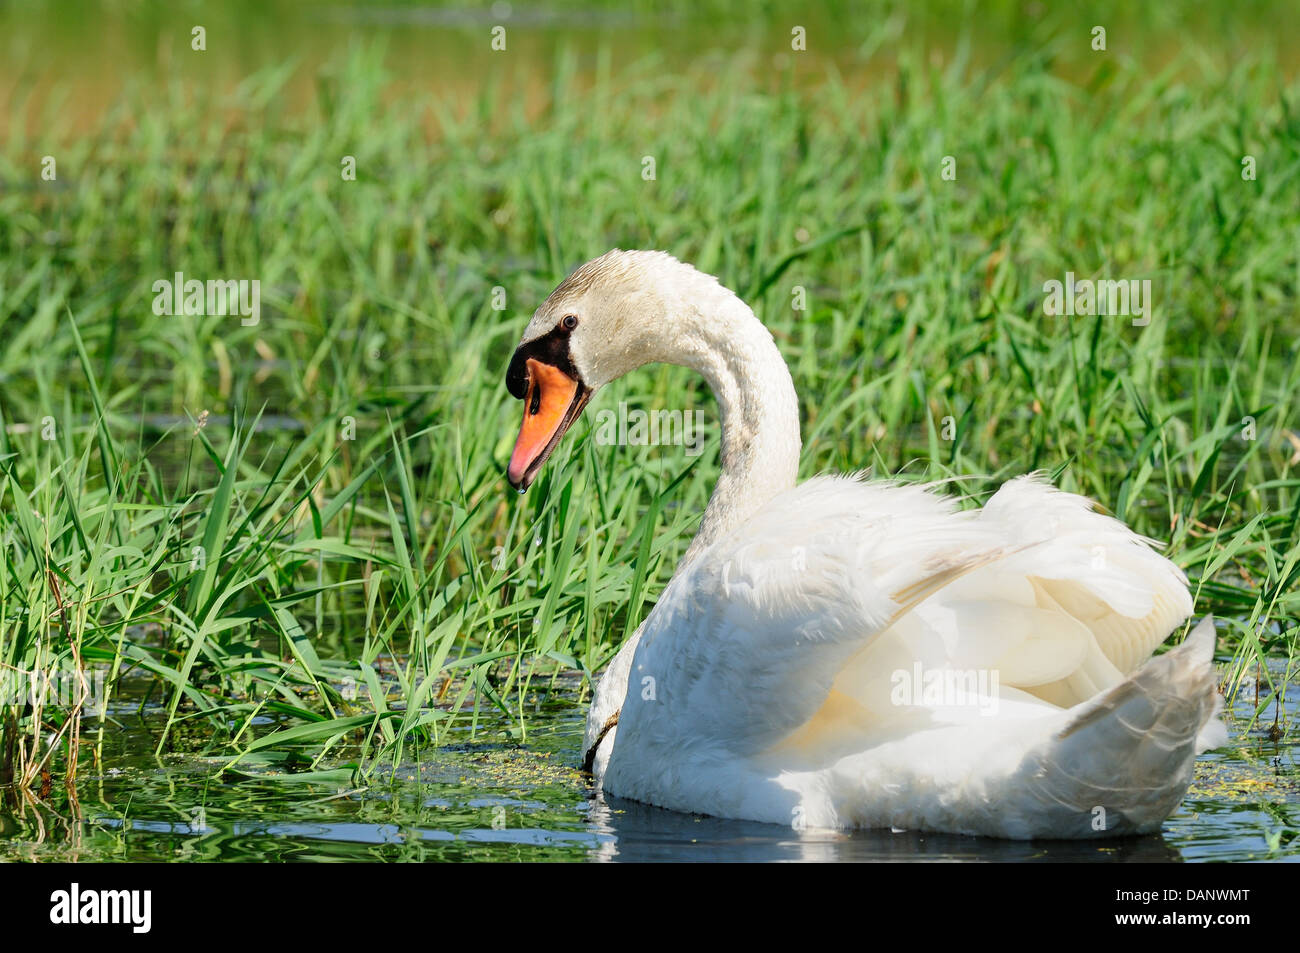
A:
[0,666,1294,862]
[585,795,1184,862]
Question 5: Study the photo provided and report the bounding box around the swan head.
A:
[505,249,706,490]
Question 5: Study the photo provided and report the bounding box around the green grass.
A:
[1,3,1298,786]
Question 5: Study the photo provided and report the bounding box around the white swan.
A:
[504,249,1226,839]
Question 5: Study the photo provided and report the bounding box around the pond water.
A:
[2,660,1295,862]
[6,1,1295,138]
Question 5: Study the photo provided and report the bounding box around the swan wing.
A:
[622,474,1006,754]
[619,473,1195,759]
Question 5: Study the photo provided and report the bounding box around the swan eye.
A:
[561,314,579,331]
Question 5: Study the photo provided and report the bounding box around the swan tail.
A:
[1007,615,1226,838]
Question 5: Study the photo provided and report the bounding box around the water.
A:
[2,663,1294,862]
[6,1,1295,138]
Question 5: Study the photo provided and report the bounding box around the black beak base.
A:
[506,324,581,400]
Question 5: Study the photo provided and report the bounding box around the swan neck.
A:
[678,294,801,565]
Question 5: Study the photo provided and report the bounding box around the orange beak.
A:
[507,358,591,491]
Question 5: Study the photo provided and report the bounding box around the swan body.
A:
[504,249,1225,839]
